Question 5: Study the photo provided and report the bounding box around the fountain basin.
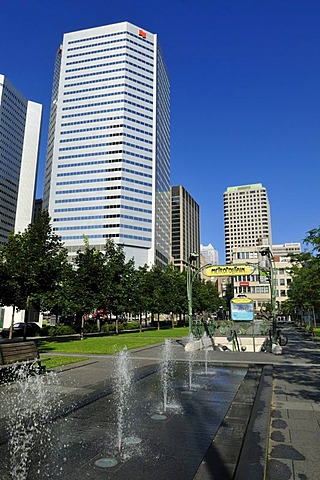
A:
[185,335,268,352]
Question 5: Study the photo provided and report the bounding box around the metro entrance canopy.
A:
[205,265,254,277]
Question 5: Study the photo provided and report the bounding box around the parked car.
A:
[0,322,41,338]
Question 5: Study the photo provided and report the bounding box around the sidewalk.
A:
[201,323,320,480]
[266,325,320,480]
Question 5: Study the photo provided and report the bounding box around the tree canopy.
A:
[285,226,320,325]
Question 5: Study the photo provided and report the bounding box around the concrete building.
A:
[231,243,299,313]
[272,243,301,257]
[0,75,42,329]
[232,246,271,311]
[0,75,42,243]
[223,183,272,264]
[273,243,301,311]
[43,22,170,268]
[170,185,200,271]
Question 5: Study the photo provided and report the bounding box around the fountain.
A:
[204,345,209,375]
[2,364,61,480]
[0,343,249,479]
[160,339,173,413]
[114,347,133,452]
[188,332,196,390]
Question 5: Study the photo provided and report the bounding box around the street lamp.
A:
[187,252,199,332]
[259,246,277,335]
[186,253,216,339]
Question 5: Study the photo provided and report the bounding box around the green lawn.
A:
[41,356,89,369]
[38,327,189,356]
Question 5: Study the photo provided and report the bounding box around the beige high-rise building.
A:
[224,183,272,264]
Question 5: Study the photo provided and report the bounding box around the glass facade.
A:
[44,23,170,267]
[0,76,41,244]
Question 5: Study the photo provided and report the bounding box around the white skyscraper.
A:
[43,22,170,268]
[224,183,272,264]
[200,243,219,265]
[0,75,42,243]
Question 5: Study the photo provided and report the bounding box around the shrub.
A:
[84,324,99,333]
[215,321,229,335]
[101,323,124,333]
[259,322,270,335]
[313,328,320,338]
[43,325,76,336]
[124,322,140,330]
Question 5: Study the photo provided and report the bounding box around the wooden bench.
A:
[0,341,44,378]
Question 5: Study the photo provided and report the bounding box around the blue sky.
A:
[1,0,319,262]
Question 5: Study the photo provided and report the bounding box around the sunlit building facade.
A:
[224,183,272,264]
[43,22,170,268]
[0,75,42,244]
[170,185,200,271]
[0,75,42,329]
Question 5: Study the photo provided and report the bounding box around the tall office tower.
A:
[171,185,200,271]
[224,183,272,264]
[200,243,219,266]
[0,75,42,244]
[43,22,170,268]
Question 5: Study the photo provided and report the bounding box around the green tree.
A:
[287,227,320,326]
[0,211,68,339]
[144,265,167,329]
[70,237,107,323]
[102,239,135,325]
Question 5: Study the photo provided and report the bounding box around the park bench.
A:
[0,341,44,379]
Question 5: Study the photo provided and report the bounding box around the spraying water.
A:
[160,339,173,413]
[204,347,208,375]
[114,348,133,452]
[5,364,61,480]
[188,332,195,390]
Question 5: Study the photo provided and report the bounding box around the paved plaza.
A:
[0,323,319,479]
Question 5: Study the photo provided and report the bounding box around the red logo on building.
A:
[139,29,146,39]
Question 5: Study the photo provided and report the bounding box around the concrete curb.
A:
[234,364,273,480]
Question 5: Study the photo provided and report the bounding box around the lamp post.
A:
[259,246,277,335]
[186,253,215,338]
[187,252,199,332]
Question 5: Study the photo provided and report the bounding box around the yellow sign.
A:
[231,297,253,304]
[205,265,254,277]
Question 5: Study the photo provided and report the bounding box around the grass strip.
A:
[41,356,89,369]
[38,327,189,355]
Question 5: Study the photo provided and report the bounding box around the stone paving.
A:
[0,323,319,479]
[266,327,320,480]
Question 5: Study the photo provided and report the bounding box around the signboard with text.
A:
[205,265,254,277]
[231,297,254,321]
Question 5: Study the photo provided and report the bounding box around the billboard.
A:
[231,297,254,321]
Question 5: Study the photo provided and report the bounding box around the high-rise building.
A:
[170,185,200,271]
[223,183,272,264]
[0,75,42,243]
[43,22,170,268]
[200,243,219,266]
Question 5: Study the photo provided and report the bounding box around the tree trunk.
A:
[312,305,317,328]
[80,314,85,339]
[23,296,30,342]
[9,304,15,340]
